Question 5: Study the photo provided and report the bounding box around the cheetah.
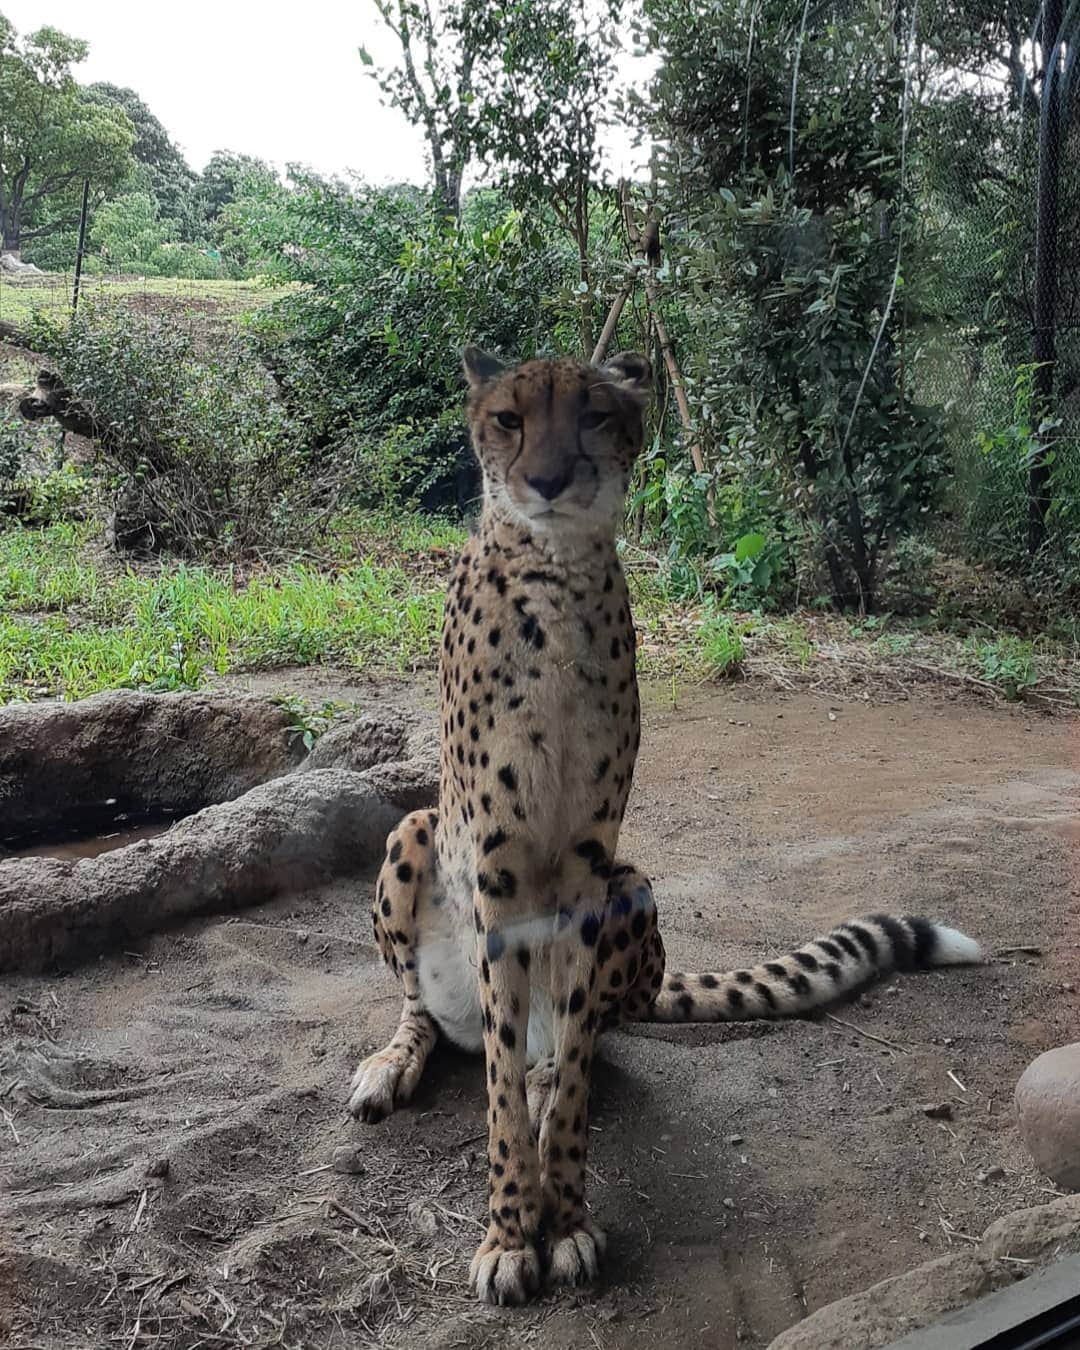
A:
[347,345,982,1305]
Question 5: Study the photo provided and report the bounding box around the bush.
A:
[32,304,349,554]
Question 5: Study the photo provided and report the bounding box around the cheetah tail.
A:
[648,915,983,1023]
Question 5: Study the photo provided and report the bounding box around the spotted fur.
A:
[346,347,983,1305]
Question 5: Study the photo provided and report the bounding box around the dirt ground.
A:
[3,679,1079,1349]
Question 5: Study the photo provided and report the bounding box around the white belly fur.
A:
[416,912,555,1065]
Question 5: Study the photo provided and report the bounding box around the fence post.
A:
[71,180,90,318]
[1028,0,1063,558]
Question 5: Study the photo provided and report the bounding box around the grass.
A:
[1,515,1077,709]
[0,518,458,702]
[0,273,289,331]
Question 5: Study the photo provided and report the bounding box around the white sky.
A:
[4,0,651,186]
[4,0,431,182]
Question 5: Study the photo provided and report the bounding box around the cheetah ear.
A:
[462,345,506,388]
[599,351,652,401]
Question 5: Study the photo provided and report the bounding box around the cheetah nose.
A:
[526,472,570,501]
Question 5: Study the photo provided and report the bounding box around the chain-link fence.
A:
[909,13,1080,576]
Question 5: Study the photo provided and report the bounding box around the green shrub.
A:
[32,304,345,554]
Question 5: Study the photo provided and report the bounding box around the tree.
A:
[645,0,949,610]
[84,82,198,237]
[465,0,620,353]
[364,0,621,349]
[89,191,169,268]
[361,0,486,220]
[0,14,134,255]
[195,149,279,229]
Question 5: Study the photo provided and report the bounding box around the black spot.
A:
[700,973,718,989]
[727,986,745,1012]
[489,628,501,647]
[580,913,600,946]
[481,793,492,813]
[793,951,819,971]
[597,935,613,965]
[389,840,402,864]
[396,862,413,884]
[498,1023,516,1049]
[498,1138,509,1159]
[824,961,842,983]
[508,696,524,710]
[574,839,609,875]
[834,932,861,961]
[610,638,620,659]
[908,916,937,967]
[869,913,915,968]
[487,930,506,961]
[481,958,491,983]
[790,972,811,996]
[755,981,778,1011]
[614,929,630,951]
[380,898,391,917]
[483,829,507,855]
[765,962,787,979]
[631,910,647,939]
[498,764,518,791]
[521,616,545,649]
[415,828,429,846]
[843,922,880,965]
[817,939,841,961]
[568,987,586,1014]
[677,993,694,1019]
[517,947,530,970]
[594,756,611,782]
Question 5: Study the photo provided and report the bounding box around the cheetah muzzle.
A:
[346,345,984,1305]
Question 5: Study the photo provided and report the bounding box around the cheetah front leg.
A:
[537,837,622,1288]
[468,844,545,1306]
[347,811,440,1123]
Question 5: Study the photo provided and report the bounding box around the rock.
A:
[145,1158,170,1179]
[332,1146,365,1175]
[0,691,304,844]
[767,1252,1010,1349]
[303,712,409,773]
[0,253,43,275]
[981,1193,1080,1261]
[303,708,439,811]
[767,1192,1080,1349]
[1015,1043,1080,1190]
[727,1134,744,1145]
[0,769,399,973]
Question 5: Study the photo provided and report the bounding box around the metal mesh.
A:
[909,11,1080,574]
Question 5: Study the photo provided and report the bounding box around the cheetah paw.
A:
[469,1236,542,1305]
[547,1223,607,1287]
[347,1049,419,1123]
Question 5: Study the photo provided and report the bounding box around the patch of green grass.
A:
[963,635,1039,701]
[0,519,450,703]
[0,274,289,331]
[698,611,747,676]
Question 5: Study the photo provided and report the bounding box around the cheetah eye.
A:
[580,410,610,431]
[495,411,522,431]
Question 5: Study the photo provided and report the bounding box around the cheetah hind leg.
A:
[348,810,440,1123]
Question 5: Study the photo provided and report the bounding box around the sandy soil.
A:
[3,681,1079,1349]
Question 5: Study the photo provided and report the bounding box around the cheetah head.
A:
[462,347,652,536]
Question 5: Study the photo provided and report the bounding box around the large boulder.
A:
[1015,1043,1080,1191]
[303,707,439,812]
[0,769,399,973]
[0,691,305,845]
[768,1193,1080,1349]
